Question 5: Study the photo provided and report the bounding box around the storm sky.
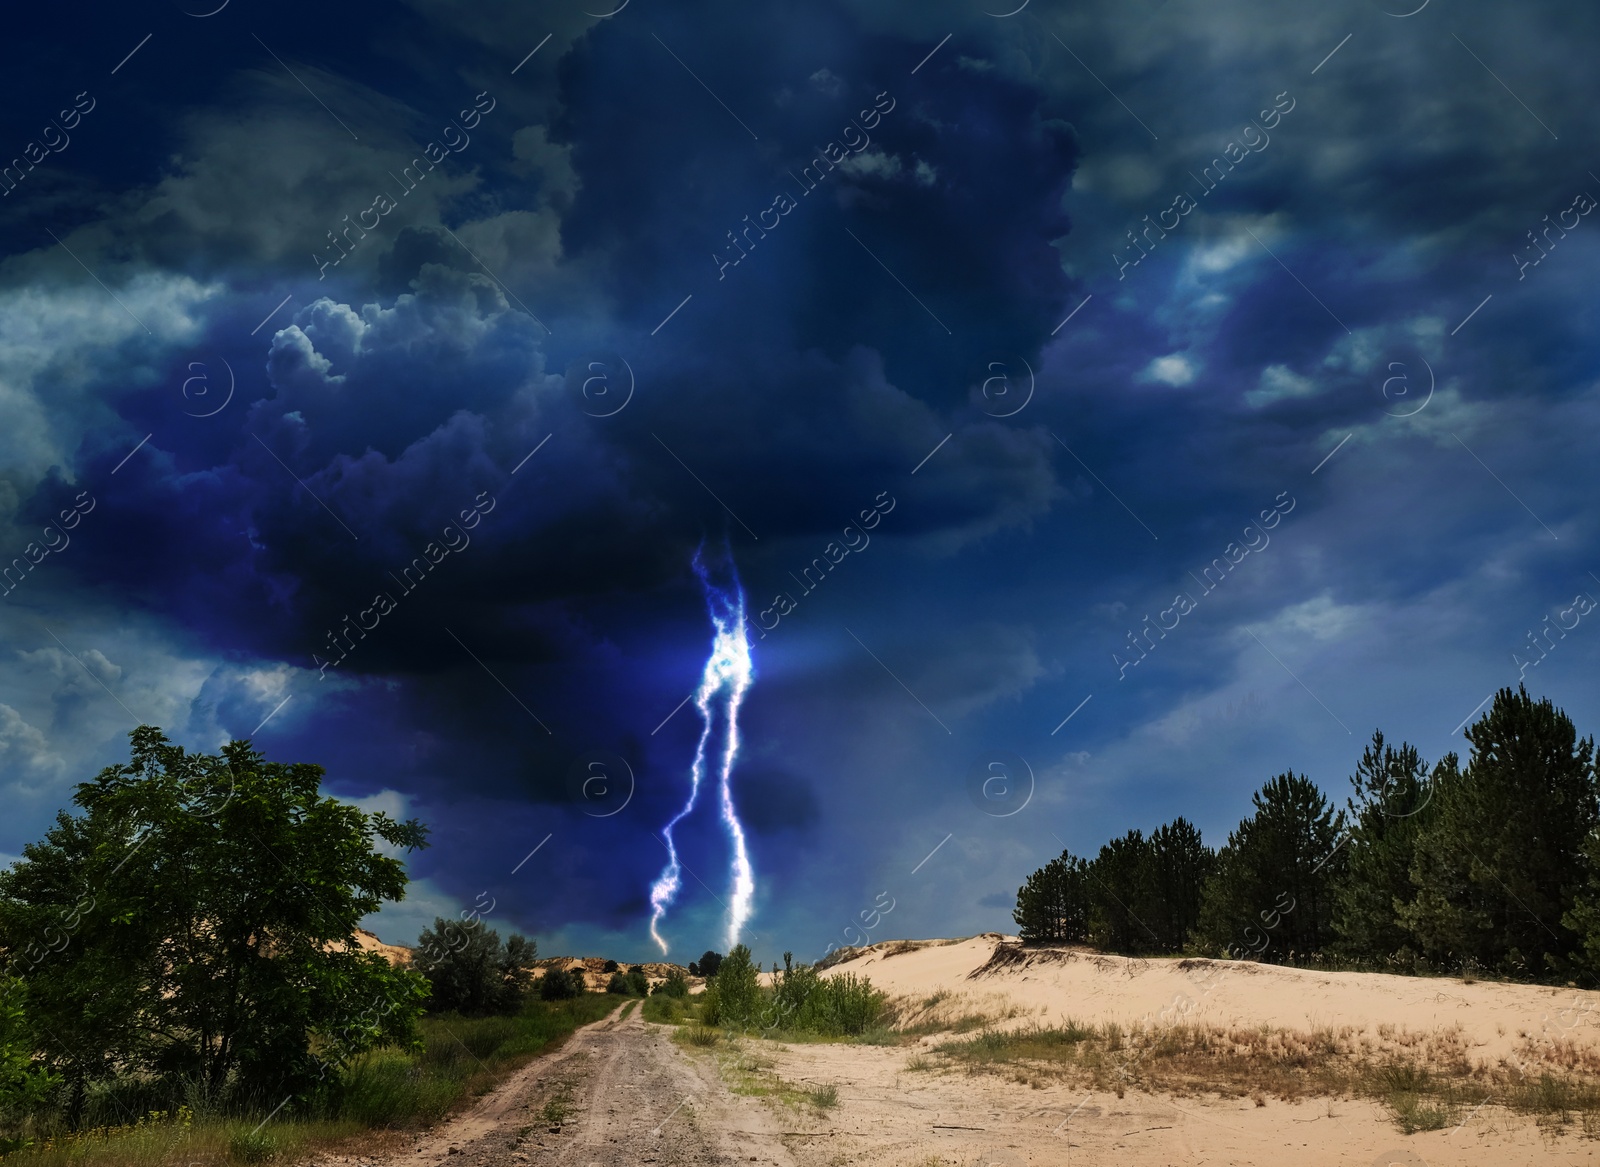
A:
[1,0,1597,963]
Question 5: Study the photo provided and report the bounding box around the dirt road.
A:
[396,1005,797,1167]
[366,1002,1589,1167]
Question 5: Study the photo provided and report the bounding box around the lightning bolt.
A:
[648,545,757,953]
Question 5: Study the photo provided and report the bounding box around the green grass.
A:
[0,1113,367,1167]
[334,994,617,1128]
[226,1130,278,1163]
[0,996,621,1167]
[806,1084,839,1110]
[641,993,702,1026]
[619,1000,638,1020]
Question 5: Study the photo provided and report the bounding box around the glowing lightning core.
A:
[648,549,756,953]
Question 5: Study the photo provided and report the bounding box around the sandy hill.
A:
[827,933,1600,1067]
[328,936,695,990]
[344,927,413,966]
[537,956,697,992]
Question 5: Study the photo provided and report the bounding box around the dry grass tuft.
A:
[922,1017,1600,1134]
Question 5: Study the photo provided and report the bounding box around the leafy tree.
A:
[1196,773,1347,960]
[0,805,145,1126]
[412,919,536,1016]
[695,950,724,978]
[0,977,57,1152]
[1013,850,1090,944]
[0,728,430,1116]
[1403,687,1597,975]
[538,967,581,1000]
[603,966,647,996]
[602,959,619,973]
[1332,733,1436,960]
[651,968,690,997]
[702,945,760,1027]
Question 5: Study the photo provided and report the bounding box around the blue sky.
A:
[1,0,1597,964]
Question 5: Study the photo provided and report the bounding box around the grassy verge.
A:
[668,1031,839,1116]
[2,995,620,1167]
[641,993,700,1026]
[924,1018,1600,1135]
[336,993,618,1126]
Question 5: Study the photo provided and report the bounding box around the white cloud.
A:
[0,274,218,485]
[809,67,844,97]
[1140,353,1197,386]
[838,150,904,180]
[1245,363,1319,407]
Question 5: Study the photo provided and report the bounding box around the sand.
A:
[828,933,1599,1067]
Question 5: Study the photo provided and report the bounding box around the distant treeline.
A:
[1014,686,1600,980]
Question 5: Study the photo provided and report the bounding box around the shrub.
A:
[798,971,886,1036]
[602,960,619,973]
[606,973,629,995]
[413,920,537,1016]
[653,969,690,998]
[701,945,760,1027]
[538,968,581,1001]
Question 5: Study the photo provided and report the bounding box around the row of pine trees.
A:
[1013,686,1600,980]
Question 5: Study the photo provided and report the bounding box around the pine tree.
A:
[1086,831,1157,953]
[1195,773,1346,960]
[1013,850,1089,944]
[1331,732,1436,960]
[1145,818,1215,952]
[1402,687,1597,975]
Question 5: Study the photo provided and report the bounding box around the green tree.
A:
[0,727,430,1115]
[1086,831,1158,953]
[538,967,581,1000]
[694,950,724,978]
[1331,732,1437,960]
[651,968,690,997]
[412,919,536,1015]
[1403,687,1597,975]
[1196,773,1346,960]
[1144,818,1215,952]
[0,977,58,1152]
[702,944,760,1027]
[1013,850,1090,944]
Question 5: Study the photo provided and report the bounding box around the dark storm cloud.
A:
[3,0,1599,961]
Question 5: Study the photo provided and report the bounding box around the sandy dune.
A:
[829,934,1600,1068]
[715,934,1600,1164]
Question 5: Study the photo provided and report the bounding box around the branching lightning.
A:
[648,545,756,953]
